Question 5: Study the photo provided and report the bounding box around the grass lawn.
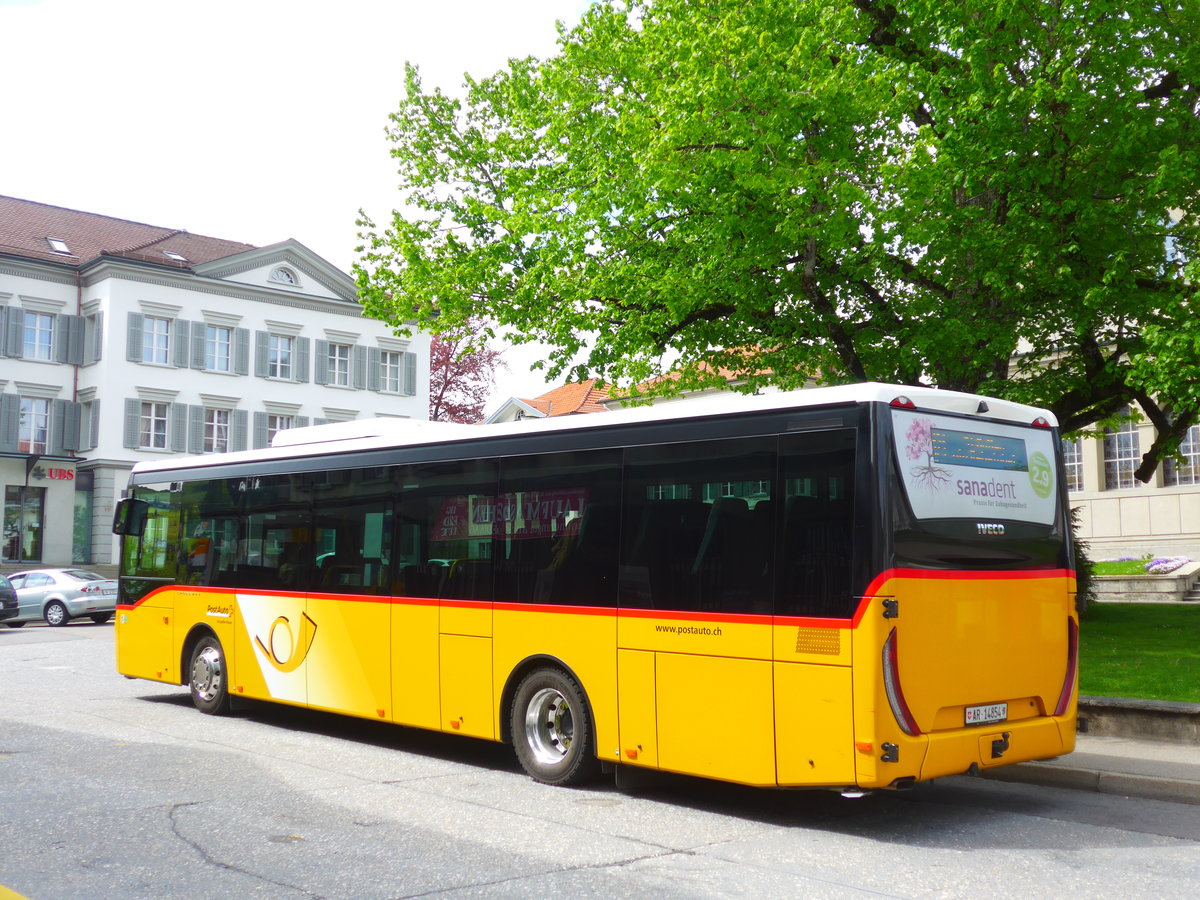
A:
[1079,603,1200,703]
[1091,559,1151,576]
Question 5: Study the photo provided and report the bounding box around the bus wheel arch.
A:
[182,627,231,716]
[504,657,601,786]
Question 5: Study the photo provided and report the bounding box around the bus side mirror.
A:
[113,498,149,537]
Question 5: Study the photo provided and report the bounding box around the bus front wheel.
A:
[189,635,231,715]
[511,667,600,786]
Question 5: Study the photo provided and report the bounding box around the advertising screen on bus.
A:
[891,409,1058,525]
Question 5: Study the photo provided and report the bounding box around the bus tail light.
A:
[882,628,921,736]
[1032,416,1052,429]
[890,396,917,409]
[1053,617,1079,717]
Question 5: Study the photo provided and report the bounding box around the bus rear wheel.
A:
[511,667,600,786]
[189,635,231,715]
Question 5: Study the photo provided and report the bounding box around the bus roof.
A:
[128,382,1056,478]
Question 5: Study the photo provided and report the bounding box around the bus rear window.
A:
[891,409,1057,526]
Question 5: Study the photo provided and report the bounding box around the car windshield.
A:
[62,569,105,581]
[0,575,11,589]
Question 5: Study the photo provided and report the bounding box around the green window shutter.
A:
[51,399,82,453]
[87,400,101,450]
[295,337,310,383]
[231,409,248,452]
[191,322,206,369]
[170,403,188,452]
[126,312,144,362]
[173,319,191,368]
[188,405,204,454]
[403,352,418,396]
[123,399,141,449]
[234,328,250,376]
[4,307,25,358]
[314,340,329,385]
[255,331,269,377]
[0,394,19,451]
[85,312,104,363]
[353,345,367,390]
[368,347,381,391]
[253,411,269,449]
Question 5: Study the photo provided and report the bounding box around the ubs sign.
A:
[30,466,75,481]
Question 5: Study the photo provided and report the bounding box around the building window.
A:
[380,350,402,392]
[23,312,54,361]
[267,414,294,443]
[268,335,293,379]
[204,409,230,453]
[143,316,170,364]
[3,485,46,562]
[269,266,297,285]
[1062,437,1084,492]
[140,402,169,449]
[18,398,50,453]
[1164,425,1200,487]
[205,325,232,372]
[1103,414,1140,490]
[328,343,351,387]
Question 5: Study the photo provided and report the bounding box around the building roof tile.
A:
[520,379,610,416]
[0,195,255,268]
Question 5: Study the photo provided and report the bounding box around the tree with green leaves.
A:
[356,0,1200,479]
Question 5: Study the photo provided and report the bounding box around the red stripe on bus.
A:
[860,567,1074,600]
[116,567,1073,624]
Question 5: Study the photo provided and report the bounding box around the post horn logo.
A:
[254,613,318,673]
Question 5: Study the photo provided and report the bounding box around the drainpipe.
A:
[73,269,81,414]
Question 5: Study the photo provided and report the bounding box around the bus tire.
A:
[189,634,231,715]
[511,667,600,786]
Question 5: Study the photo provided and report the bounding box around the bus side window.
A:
[495,449,621,607]
[621,438,774,614]
[178,479,241,587]
[395,459,498,600]
[311,470,394,596]
[119,486,179,580]
[776,429,857,618]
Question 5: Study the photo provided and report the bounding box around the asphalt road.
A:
[2,623,1198,899]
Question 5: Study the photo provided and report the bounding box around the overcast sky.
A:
[2,0,591,410]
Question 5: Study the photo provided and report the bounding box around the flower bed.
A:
[1145,555,1191,575]
[1093,555,1192,576]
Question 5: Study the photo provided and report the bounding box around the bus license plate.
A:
[965,703,1007,726]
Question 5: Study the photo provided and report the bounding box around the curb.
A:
[1078,696,1200,744]
[983,760,1200,806]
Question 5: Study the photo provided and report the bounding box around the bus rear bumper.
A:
[919,715,1076,781]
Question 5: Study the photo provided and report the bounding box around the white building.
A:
[0,196,429,569]
[1064,417,1200,560]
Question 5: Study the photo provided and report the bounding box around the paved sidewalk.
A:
[983,734,1200,805]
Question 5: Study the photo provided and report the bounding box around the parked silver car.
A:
[0,574,17,623]
[4,568,118,627]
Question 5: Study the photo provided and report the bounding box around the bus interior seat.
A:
[626,498,708,607]
[691,496,751,576]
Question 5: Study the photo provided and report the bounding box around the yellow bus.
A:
[113,383,1077,792]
